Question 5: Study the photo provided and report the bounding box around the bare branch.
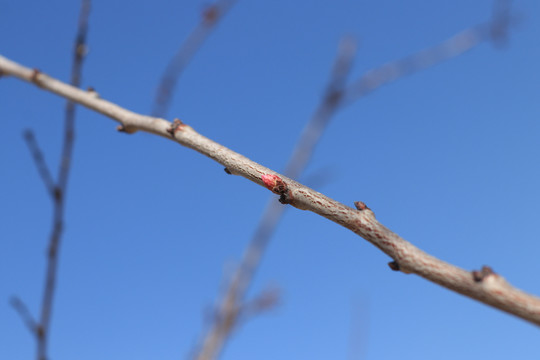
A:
[342,6,514,105]
[1,56,539,327]
[239,287,280,321]
[490,0,514,47]
[57,0,90,192]
[152,0,237,118]
[22,130,56,198]
[10,297,38,336]
[12,2,92,360]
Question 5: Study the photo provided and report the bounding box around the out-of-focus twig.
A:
[22,130,56,198]
[10,297,38,335]
[194,3,514,360]
[11,2,91,360]
[343,0,514,104]
[152,0,237,118]
[239,287,280,321]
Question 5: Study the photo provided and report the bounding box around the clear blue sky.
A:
[1,0,539,359]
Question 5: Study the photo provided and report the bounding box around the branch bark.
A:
[1,54,539,327]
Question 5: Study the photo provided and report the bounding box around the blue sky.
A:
[1,0,539,359]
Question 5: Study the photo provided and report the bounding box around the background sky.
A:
[1,0,539,359]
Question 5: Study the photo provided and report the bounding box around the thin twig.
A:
[57,0,89,192]
[10,297,38,335]
[22,130,56,198]
[1,53,540,328]
[239,287,280,321]
[193,3,515,359]
[11,2,91,360]
[152,0,237,118]
[342,1,514,105]
[37,1,90,357]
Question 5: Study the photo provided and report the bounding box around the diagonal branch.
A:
[10,297,38,336]
[342,1,514,105]
[1,55,539,327]
[152,0,237,118]
[22,130,56,198]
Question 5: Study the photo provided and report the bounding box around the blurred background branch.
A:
[11,1,91,359]
[152,0,237,118]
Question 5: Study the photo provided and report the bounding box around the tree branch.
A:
[22,130,56,198]
[1,54,539,327]
[36,2,91,358]
[342,2,514,105]
[10,2,91,360]
[10,297,38,336]
[152,0,237,118]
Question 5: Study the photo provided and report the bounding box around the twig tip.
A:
[10,296,38,334]
[22,128,34,140]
